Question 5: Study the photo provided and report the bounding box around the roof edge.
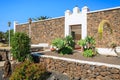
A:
[88,6,120,13]
[16,16,65,25]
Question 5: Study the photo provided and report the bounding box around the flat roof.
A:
[88,6,120,13]
[16,16,64,25]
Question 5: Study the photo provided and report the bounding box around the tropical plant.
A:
[11,32,30,62]
[78,36,96,57]
[98,20,112,39]
[85,36,95,49]
[60,46,73,55]
[52,35,74,54]
[77,39,86,51]
[83,49,94,57]
[32,16,50,21]
[52,38,65,50]
[10,60,47,80]
[64,35,75,48]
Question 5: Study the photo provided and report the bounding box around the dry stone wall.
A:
[87,8,120,47]
[16,8,120,48]
[16,17,65,45]
[39,56,120,80]
[0,49,9,61]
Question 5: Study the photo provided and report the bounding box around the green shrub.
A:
[11,32,30,62]
[77,39,86,51]
[83,49,94,57]
[77,39,86,47]
[78,36,97,57]
[10,60,46,80]
[52,38,65,50]
[64,35,75,48]
[60,46,73,55]
[85,36,95,49]
[52,35,74,55]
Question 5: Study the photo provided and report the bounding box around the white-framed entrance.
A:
[65,6,89,39]
[69,24,82,43]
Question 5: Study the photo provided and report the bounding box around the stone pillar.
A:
[81,6,89,39]
[65,10,72,36]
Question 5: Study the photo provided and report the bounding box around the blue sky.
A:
[0,0,120,32]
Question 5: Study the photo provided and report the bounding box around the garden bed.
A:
[38,50,120,65]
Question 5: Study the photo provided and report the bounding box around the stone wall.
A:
[87,8,120,47]
[16,8,120,47]
[38,56,120,80]
[16,17,65,44]
[0,49,9,61]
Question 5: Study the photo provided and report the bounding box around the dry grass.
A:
[0,43,10,49]
[0,43,8,47]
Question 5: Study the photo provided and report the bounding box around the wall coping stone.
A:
[32,52,120,69]
[16,16,64,25]
[88,6,120,13]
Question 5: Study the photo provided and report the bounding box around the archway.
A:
[98,20,112,39]
[97,20,113,47]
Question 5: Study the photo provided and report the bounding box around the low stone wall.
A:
[37,56,120,80]
[0,49,9,61]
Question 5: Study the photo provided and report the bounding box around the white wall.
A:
[65,6,89,39]
[97,48,117,56]
[13,21,18,33]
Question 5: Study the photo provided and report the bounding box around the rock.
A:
[100,72,110,77]
[110,74,120,79]
[110,68,120,74]
[96,75,104,80]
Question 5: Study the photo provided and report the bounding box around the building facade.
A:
[15,6,120,56]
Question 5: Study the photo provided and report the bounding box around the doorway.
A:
[70,25,81,43]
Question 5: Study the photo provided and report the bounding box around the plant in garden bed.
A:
[52,35,75,55]
[78,36,97,57]
[77,39,86,52]
[83,49,94,57]
[10,60,47,80]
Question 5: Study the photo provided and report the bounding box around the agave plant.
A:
[64,35,75,48]
[85,36,95,49]
[52,38,65,50]
[52,35,74,54]
[77,39,86,52]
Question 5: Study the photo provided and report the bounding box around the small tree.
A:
[11,32,30,62]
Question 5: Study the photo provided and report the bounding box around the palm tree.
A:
[32,16,50,21]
